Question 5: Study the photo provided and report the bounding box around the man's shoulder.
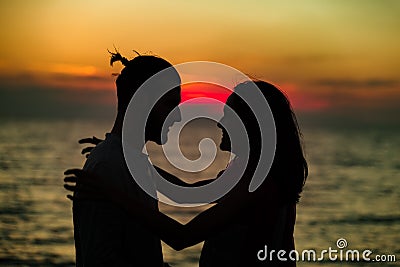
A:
[93,135,122,156]
[83,137,124,177]
[85,135,123,164]
[82,137,142,192]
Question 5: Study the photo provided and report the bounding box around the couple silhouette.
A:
[64,51,308,267]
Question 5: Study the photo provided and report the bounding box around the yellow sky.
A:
[0,0,399,111]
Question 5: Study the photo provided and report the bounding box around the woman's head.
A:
[219,80,308,203]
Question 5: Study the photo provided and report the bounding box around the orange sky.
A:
[0,0,399,116]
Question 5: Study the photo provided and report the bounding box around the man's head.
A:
[111,51,181,145]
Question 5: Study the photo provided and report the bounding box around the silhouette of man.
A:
[73,51,181,267]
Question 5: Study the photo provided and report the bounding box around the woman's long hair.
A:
[229,81,308,203]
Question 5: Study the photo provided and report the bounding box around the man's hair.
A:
[109,51,175,112]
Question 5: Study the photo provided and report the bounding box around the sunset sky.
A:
[0,0,399,122]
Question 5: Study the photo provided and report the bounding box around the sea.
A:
[0,117,399,266]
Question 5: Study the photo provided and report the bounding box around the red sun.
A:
[181,82,231,104]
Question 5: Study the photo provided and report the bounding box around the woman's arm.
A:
[64,169,270,251]
[124,174,270,250]
[153,166,216,187]
[64,169,249,250]
[121,195,187,250]
[64,168,189,250]
[152,174,278,250]
[119,181,254,250]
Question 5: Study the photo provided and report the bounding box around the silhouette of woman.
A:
[65,80,308,266]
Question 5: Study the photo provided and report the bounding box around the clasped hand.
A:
[64,136,103,200]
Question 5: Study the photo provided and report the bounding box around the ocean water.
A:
[0,119,399,266]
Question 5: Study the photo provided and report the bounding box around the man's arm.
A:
[78,136,216,187]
